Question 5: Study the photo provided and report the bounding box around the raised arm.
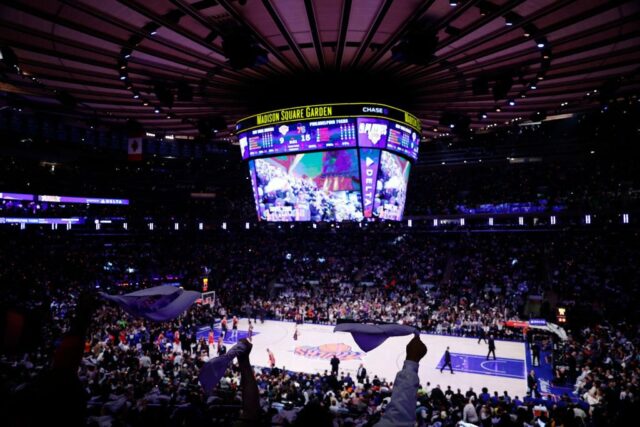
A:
[236,339,261,422]
[376,335,427,427]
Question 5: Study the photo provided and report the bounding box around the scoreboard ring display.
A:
[237,103,421,222]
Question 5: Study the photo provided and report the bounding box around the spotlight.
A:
[477,0,498,17]
[531,110,547,121]
[503,12,521,27]
[121,48,132,59]
[143,22,160,36]
[523,24,538,38]
[530,85,537,90]
[508,100,515,106]
[154,108,160,114]
[536,38,547,48]
[449,0,458,6]
[0,45,19,68]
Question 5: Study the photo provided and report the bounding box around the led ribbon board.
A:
[236,103,421,134]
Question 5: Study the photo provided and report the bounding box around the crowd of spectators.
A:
[1,143,639,224]
[0,228,637,426]
[406,156,640,216]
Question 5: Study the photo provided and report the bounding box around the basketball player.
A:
[207,329,215,355]
[247,320,254,342]
[231,315,239,341]
[221,316,228,340]
[267,348,276,369]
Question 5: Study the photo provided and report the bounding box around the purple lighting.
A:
[38,195,130,205]
[0,192,35,201]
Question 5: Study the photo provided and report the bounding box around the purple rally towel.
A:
[100,285,200,322]
[334,323,417,352]
[199,340,251,393]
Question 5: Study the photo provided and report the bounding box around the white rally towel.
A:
[100,285,200,321]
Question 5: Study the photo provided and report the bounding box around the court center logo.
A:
[294,343,363,360]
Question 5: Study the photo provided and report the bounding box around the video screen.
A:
[374,151,411,220]
[357,117,389,148]
[386,122,419,160]
[239,118,357,159]
[252,150,363,222]
[240,104,420,222]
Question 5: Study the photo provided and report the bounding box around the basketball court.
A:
[204,319,529,398]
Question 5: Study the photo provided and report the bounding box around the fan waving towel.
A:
[334,322,418,352]
[100,285,200,322]
[199,340,251,393]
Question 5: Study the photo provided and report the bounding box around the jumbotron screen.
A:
[237,103,420,222]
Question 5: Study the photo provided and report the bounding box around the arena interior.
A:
[0,1,639,426]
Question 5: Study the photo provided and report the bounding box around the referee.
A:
[440,346,454,374]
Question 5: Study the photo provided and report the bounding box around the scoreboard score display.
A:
[237,103,421,222]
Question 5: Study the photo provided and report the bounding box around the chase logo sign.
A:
[362,106,388,115]
[294,343,363,361]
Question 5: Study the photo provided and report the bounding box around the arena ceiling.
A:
[1,0,639,138]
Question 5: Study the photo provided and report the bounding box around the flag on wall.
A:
[128,137,143,161]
